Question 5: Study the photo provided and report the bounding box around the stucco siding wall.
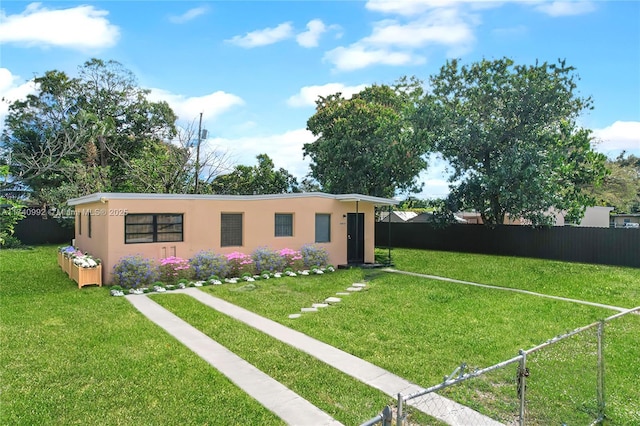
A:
[72,196,378,284]
[73,201,110,273]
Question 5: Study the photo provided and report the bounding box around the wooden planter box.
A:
[70,263,102,288]
[57,251,64,269]
[63,256,73,276]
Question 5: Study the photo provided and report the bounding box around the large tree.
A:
[587,152,640,213]
[209,154,299,195]
[425,58,608,226]
[303,79,431,198]
[1,59,178,208]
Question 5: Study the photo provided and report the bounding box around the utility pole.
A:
[194,112,203,194]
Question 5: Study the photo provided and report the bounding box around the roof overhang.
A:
[67,192,399,207]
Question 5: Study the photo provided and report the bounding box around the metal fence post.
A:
[381,405,393,426]
[518,350,527,426]
[597,320,605,421]
[396,392,403,426]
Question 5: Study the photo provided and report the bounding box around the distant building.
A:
[378,211,418,222]
[610,213,640,228]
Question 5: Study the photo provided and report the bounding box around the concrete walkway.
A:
[384,268,629,312]
[126,294,343,426]
[130,288,503,426]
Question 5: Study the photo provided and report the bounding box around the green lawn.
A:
[0,246,282,426]
[1,246,638,425]
[200,251,640,425]
[389,248,640,308]
[150,294,397,425]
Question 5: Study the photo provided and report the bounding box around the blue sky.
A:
[1,0,639,199]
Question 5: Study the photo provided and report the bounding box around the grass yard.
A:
[388,248,640,308]
[1,246,639,425]
[201,250,640,425]
[0,246,282,426]
[149,293,396,425]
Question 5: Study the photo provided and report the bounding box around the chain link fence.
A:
[360,307,639,426]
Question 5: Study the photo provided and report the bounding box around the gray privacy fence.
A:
[14,216,74,245]
[361,307,640,426]
[375,223,640,268]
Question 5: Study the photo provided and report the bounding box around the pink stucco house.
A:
[67,192,398,283]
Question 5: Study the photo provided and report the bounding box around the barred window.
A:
[315,213,331,243]
[125,214,183,244]
[221,213,243,247]
[275,213,293,237]
[88,212,92,238]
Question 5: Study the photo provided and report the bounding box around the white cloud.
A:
[533,1,596,17]
[169,6,209,24]
[147,88,244,123]
[592,121,640,156]
[209,129,316,178]
[287,83,368,107]
[366,0,455,16]
[324,45,424,71]
[226,22,294,48]
[325,3,475,71]
[0,3,119,50]
[414,153,454,199]
[0,68,38,127]
[296,19,327,48]
[363,12,474,48]
[492,24,528,38]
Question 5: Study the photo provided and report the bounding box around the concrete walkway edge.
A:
[179,288,503,426]
[126,294,343,426]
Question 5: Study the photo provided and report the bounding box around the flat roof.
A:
[67,192,399,207]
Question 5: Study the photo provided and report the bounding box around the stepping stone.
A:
[312,303,329,308]
[325,297,341,304]
[346,287,362,292]
[288,314,301,319]
[352,283,367,288]
[301,307,318,312]
[336,292,350,296]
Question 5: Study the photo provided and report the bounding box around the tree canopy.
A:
[424,58,608,226]
[587,152,640,213]
[209,154,299,195]
[303,79,432,198]
[1,59,184,209]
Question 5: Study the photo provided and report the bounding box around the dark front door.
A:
[347,213,365,264]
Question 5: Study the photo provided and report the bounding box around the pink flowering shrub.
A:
[159,256,193,284]
[226,251,255,277]
[279,248,304,271]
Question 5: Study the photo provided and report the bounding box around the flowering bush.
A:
[251,247,286,273]
[300,244,329,268]
[112,255,158,289]
[189,251,230,280]
[279,248,304,271]
[73,254,100,268]
[226,251,255,277]
[159,256,193,285]
[59,245,76,257]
